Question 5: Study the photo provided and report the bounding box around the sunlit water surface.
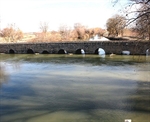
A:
[0,54,150,122]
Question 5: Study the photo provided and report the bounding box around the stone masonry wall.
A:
[0,41,149,55]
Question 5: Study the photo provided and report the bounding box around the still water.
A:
[0,54,150,122]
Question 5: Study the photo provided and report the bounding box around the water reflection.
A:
[0,54,149,64]
[0,54,150,122]
[0,63,9,87]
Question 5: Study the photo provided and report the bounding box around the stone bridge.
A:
[0,41,149,55]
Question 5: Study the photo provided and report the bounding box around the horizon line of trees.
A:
[0,21,142,43]
[36,22,107,42]
[0,23,107,42]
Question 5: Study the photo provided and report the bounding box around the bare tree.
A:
[73,23,89,40]
[70,23,106,41]
[112,0,150,40]
[1,24,23,42]
[93,28,106,37]
[133,7,150,39]
[59,24,71,41]
[39,22,49,40]
[40,22,49,33]
[106,15,126,37]
[132,1,150,40]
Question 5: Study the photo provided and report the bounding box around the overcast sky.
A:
[0,0,129,32]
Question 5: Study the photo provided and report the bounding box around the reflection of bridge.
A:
[0,41,149,55]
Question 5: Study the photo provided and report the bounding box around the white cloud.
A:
[0,0,127,32]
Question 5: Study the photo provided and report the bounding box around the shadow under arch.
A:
[94,48,99,54]
[9,49,15,54]
[75,49,85,54]
[27,49,34,54]
[41,50,49,54]
[58,49,67,54]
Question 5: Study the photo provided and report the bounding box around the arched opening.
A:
[58,49,67,54]
[95,49,99,54]
[122,51,130,55]
[146,49,149,56]
[95,48,105,55]
[9,49,15,54]
[27,49,34,54]
[75,49,85,54]
[42,50,49,54]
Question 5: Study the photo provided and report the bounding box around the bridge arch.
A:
[9,49,15,54]
[58,49,67,54]
[27,49,34,54]
[146,48,149,56]
[122,50,130,55]
[41,50,49,54]
[75,49,85,54]
[95,48,105,55]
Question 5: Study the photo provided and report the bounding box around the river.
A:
[0,54,150,122]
